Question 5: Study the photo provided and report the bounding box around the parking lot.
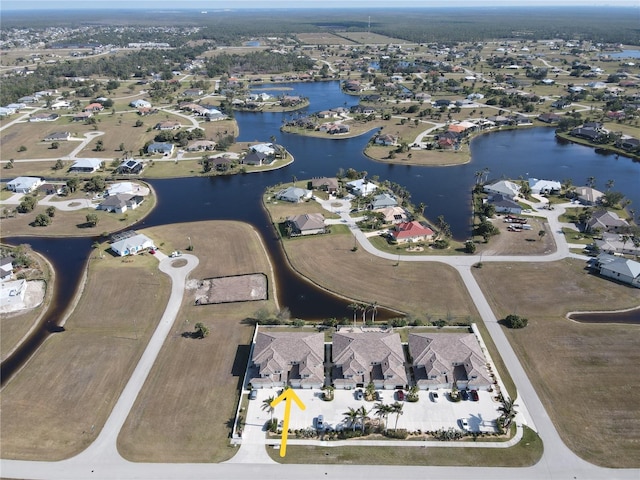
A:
[246,387,501,434]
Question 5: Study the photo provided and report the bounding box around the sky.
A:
[2,0,639,10]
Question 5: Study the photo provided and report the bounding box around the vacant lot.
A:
[0,253,170,460]
[476,216,554,256]
[118,221,278,462]
[472,259,640,468]
[296,32,356,45]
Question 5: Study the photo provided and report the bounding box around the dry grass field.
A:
[296,33,357,45]
[0,253,171,460]
[339,32,415,45]
[0,189,156,237]
[117,221,278,462]
[472,259,640,468]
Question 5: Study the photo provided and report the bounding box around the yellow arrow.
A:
[270,388,306,457]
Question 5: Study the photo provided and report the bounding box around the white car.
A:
[430,391,439,402]
[459,418,470,431]
[170,251,182,258]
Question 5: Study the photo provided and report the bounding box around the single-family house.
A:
[98,194,144,213]
[186,140,216,152]
[369,193,398,210]
[332,331,408,390]
[155,121,181,131]
[593,254,640,288]
[242,151,269,166]
[38,183,65,195]
[50,101,71,110]
[147,142,175,155]
[528,178,561,195]
[69,158,103,173]
[117,159,144,175]
[575,186,604,205]
[484,180,521,200]
[6,177,44,194]
[250,143,276,156]
[587,210,630,234]
[488,194,522,215]
[286,213,326,236]
[183,88,204,97]
[0,257,14,281]
[571,126,603,142]
[595,233,640,256]
[44,131,71,142]
[616,136,640,152]
[84,103,104,113]
[347,179,377,196]
[130,99,151,109]
[310,177,339,194]
[409,332,493,391]
[375,134,398,146]
[275,187,311,203]
[375,206,408,224]
[391,221,435,244]
[537,112,562,123]
[106,182,137,196]
[249,330,325,389]
[110,233,154,257]
[29,113,59,122]
[72,111,93,122]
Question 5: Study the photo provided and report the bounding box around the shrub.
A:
[384,429,409,439]
[505,314,528,329]
[34,213,51,226]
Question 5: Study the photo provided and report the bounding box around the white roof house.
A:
[6,177,44,193]
[130,99,151,108]
[275,186,311,203]
[251,143,276,156]
[483,180,521,199]
[347,179,377,196]
[595,254,640,288]
[528,178,561,195]
[110,234,154,257]
[107,182,136,196]
[69,158,103,173]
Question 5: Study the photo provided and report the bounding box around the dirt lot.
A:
[117,221,278,462]
[472,259,640,468]
[193,273,268,304]
[0,253,170,460]
[477,216,554,256]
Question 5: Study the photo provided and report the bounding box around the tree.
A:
[505,314,528,329]
[538,229,546,240]
[50,141,60,150]
[66,177,80,193]
[86,213,99,227]
[17,195,37,213]
[5,159,14,169]
[464,240,477,254]
[586,176,596,188]
[262,396,275,421]
[343,407,360,431]
[18,145,27,152]
[46,206,56,218]
[374,402,392,432]
[369,302,378,323]
[95,140,104,151]
[391,401,404,430]
[194,322,210,338]
[34,213,51,226]
[498,396,518,430]
[85,176,106,192]
[53,159,64,170]
[135,119,144,127]
[602,190,624,208]
[357,406,370,432]
[348,303,359,326]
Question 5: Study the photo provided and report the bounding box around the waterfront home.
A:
[6,177,44,194]
[409,332,492,391]
[587,210,630,234]
[528,178,561,195]
[483,180,521,200]
[391,221,435,244]
[286,213,326,236]
[346,179,377,196]
[249,330,324,389]
[369,193,398,210]
[310,177,339,194]
[375,206,408,224]
[98,194,144,214]
[275,186,311,203]
[595,233,640,256]
[488,194,522,215]
[575,186,604,205]
[332,331,408,390]
[110,233,154,257]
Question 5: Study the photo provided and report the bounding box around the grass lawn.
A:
[267,425,542,467]
[0,251,171,460]
[117,221,279,462]
[0,188,156,237]
[472,259,640,468]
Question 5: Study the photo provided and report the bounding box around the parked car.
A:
[316,415,324,430]
[355,389,363,400]
[374,391,382,401]
[430,391,439,402]
[460,390,469,401]
[249,389,257,400]
[459,418,470,431]
[470,390,479,401]
[149,247,156,254]
[396,390,405,401]
[170,251,182,258]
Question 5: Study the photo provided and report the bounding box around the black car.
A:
[460,390,469,401]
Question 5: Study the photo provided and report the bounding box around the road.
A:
[2,196,639,479]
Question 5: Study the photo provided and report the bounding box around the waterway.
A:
[3,80,640,382]
[569,307,640,325]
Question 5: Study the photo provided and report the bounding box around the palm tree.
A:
[391,401,404,430]
[357,406,370,432]
[343,407,360,431]
[359,303,368,325]
[348,303,359,326]
[586,176,596,188]
[369,302,378,323]
[262,396,275,421]
[474,170,484,185]
[498,396,518,430]
[606,179,615,191]
[374,402,392,432]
